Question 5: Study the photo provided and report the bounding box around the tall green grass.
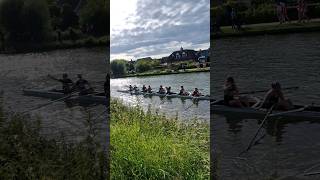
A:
[110,99,209,179]
[0,97,107,179]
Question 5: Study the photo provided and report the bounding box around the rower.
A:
[142,85,147,92]
[48,73,73,94]
[223,77,249,107]
[192,88,201,97]
[166,86,175,95]
[158,85,166,94]
[129,85,133,91]
[133,85,139,92]
[147,85,152,93]
[179,86,188,96]
[260,82,294,110]
[74,74,94,95]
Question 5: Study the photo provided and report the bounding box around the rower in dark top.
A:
[74,74,94,95]
[129,85,133,91]
[133,85,139,91]
[147,85,152,93]
[260,82,293,110]
[223,77,249,107]
[179,86,189,96]
[166,86,175,95]
[158,85,166,94]
[142,85,147,92]
[48,73,73,94]
[192,88,201,97]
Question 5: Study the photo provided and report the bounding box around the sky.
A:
[110,0,210,61]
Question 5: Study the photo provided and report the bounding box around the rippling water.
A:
[0,48,108,142]
[211,32,320,179]
[111,72,210,121]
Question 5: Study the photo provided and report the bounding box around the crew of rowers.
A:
[48,73,109,96]
[128,85,202,97]
[224,76,293,110]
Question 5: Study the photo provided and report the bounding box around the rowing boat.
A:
[211,100,320,119]
[23,89,107,105]
[117,90,211,101]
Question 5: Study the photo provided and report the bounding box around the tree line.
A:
[0,0,108,46]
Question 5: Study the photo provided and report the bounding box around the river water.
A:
[111,72,210,121]
[211,32,320,179]
[0,48,108,142]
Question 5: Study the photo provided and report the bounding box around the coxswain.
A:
[259,82,293,110]
[158,85,166,94]
[48,73,73,94]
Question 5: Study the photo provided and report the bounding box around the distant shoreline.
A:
[212,19,320,39]
[111,67,210,79]
[0,37,108,55]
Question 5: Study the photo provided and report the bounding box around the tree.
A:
[79,0,108,36]
[111,60,127,77]
[0,0,52,42]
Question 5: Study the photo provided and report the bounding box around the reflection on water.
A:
[211,32,320,179]
[111,72,210,121]
[0,48,107,142]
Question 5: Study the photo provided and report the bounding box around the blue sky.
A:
[110,0,210,60]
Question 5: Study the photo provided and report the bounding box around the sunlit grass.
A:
[110,99,209,179]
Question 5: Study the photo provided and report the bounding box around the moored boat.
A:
[23,89,107,105]
[117,90,211,101]
[211,100,320,120]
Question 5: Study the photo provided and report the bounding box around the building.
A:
[167,47,198,63]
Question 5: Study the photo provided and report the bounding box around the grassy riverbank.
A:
[110,99,209,179]
[0,99,107,179]
[0,36,108,54]
[114,67,210,79]
[212,19,320,39]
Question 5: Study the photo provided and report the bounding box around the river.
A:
[0,48,108,142]
[111,72,210,121]
[211,32,320,179]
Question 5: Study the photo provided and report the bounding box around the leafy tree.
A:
[60,3,79,30]
[79,0,108,36]
[111,59,127,77]
[0,0,52,42]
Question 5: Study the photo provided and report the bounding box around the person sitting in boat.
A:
[74,74,94,95]
[147,85,152,93]
[179,86,189,96]
[166,86,175,95]
[129,85,133,91]
[48,73,73,94]
[192,88,201,97]
[142,85,147,92]
[224,77,249,107]
[259,82,293,110]
[133,85,139,92]
[158,85,166,94]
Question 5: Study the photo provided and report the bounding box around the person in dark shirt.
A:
[48,73,73,94]
[74,74,94,95]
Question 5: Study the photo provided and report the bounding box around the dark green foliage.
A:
[0,0,52,42]
[135,59,160,73]
[111,59,127,77]
[79,0,108,36]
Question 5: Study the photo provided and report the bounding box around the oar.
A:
[21,91,79,115]
[239,104,275,156]
[239,86,299,95]
[269,105,309,117]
